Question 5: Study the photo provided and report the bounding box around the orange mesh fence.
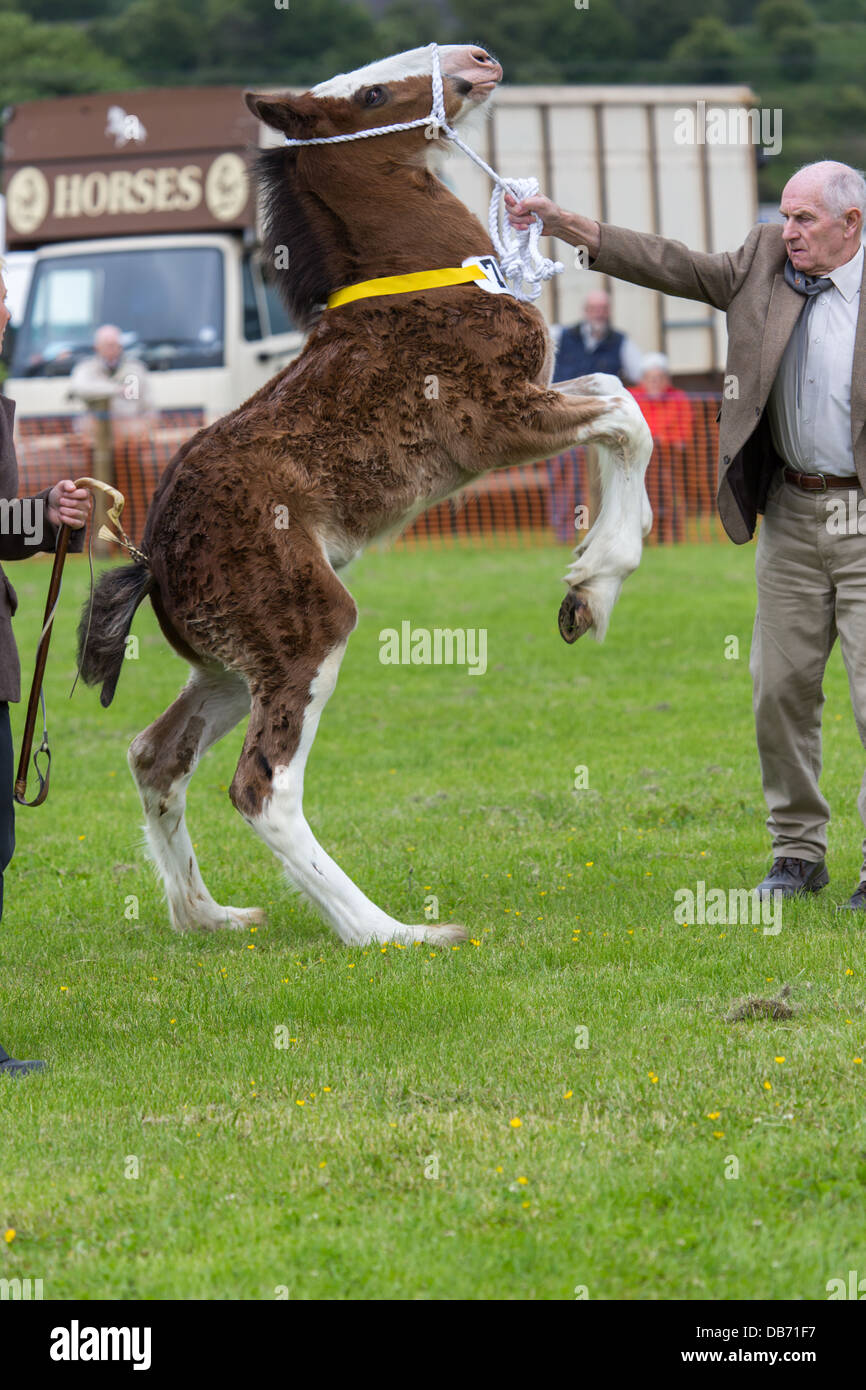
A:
[17,414,78,439]
[396,394,725,547]
[17,408,205,441]
[15,429,97,547]
[14,409,205,553]
[15,396,725,551]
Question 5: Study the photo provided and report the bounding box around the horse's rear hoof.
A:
[558,589,593,644]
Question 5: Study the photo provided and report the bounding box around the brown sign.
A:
[3,86,259,246]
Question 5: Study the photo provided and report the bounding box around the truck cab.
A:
[2,85,305,428]
[7,232,303,424]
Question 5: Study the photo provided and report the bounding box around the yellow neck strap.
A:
[327,263,487,310]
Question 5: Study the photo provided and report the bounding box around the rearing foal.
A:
[79,43,652,946]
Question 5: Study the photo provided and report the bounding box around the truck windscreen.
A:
[11,246,224,378]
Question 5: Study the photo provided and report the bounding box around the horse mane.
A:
[253,146,356,331]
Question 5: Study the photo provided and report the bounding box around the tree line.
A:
[2,0,865,194]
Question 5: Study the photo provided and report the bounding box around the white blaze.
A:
[312,44,463,99]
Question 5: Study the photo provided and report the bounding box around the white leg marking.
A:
[248,644,465,947]
[558,374,653,640]
[129,666,259,932]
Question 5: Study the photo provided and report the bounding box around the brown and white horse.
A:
[79,43,652,946]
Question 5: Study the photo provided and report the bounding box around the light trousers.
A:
[750,472,866,873]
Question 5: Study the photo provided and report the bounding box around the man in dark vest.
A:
[552,289,644,384]
[547,290,645,541]
[1,263,91,1076]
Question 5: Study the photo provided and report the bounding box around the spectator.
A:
[630,354,694,544]
[552,289,644,385]
[1,261,92,1076]
[69,325,155,440]
[547,291,645,543]
[630,353,694,446]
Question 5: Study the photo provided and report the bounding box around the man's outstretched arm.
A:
[505,193,764,312]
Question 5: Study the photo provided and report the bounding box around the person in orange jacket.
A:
[629,353,694,446]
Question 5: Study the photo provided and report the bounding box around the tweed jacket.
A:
[591,221,866,543]
[0,394,84,703]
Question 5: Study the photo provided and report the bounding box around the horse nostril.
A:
[471,48,493,66]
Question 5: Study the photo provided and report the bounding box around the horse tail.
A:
[77,560,153,708]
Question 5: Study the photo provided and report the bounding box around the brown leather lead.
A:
[14,522,71,806]
[14,477,135,807]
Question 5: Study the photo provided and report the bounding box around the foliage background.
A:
[1,0,865,199]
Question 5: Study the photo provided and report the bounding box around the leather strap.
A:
[782,466,861,492]
[14,524,70,806]
[14,477,139,808]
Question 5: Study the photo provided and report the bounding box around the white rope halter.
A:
[283,43,563,304]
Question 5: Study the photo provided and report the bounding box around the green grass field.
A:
[1,538,865,1300]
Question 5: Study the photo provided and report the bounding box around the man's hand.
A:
[47,480,93,531]
[505,192,567,236]
[505,192,601,261]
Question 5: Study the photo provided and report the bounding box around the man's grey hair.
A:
[796,161,866,219]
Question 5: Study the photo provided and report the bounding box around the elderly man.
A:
[69,324,154,438]
[1,264,92,1075]
[508,161,866,907]
[552,289,643,385]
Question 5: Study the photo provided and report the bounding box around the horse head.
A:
[245,44,501,151]
[245,44,503,328]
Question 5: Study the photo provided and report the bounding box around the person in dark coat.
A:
[0,265,91,1077]
[548,290,644,542]
[552,289,644,385]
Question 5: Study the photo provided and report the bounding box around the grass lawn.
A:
[1,537,865,1300]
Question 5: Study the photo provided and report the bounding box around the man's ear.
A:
[244,91,325,140]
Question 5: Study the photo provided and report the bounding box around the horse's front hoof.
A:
[558,589,593,644]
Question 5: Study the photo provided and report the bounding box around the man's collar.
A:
[828,241,864,301]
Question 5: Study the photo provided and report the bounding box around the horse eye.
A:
[364,86,386,107]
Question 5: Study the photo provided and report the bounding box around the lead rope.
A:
[283,43,563,304]
[425,46,563,303]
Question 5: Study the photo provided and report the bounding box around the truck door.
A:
[237,250,304,402]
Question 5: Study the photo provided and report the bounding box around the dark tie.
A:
[783,259,834,411]
[784,259,834,296]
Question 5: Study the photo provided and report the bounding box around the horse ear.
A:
[244,92,324,138]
